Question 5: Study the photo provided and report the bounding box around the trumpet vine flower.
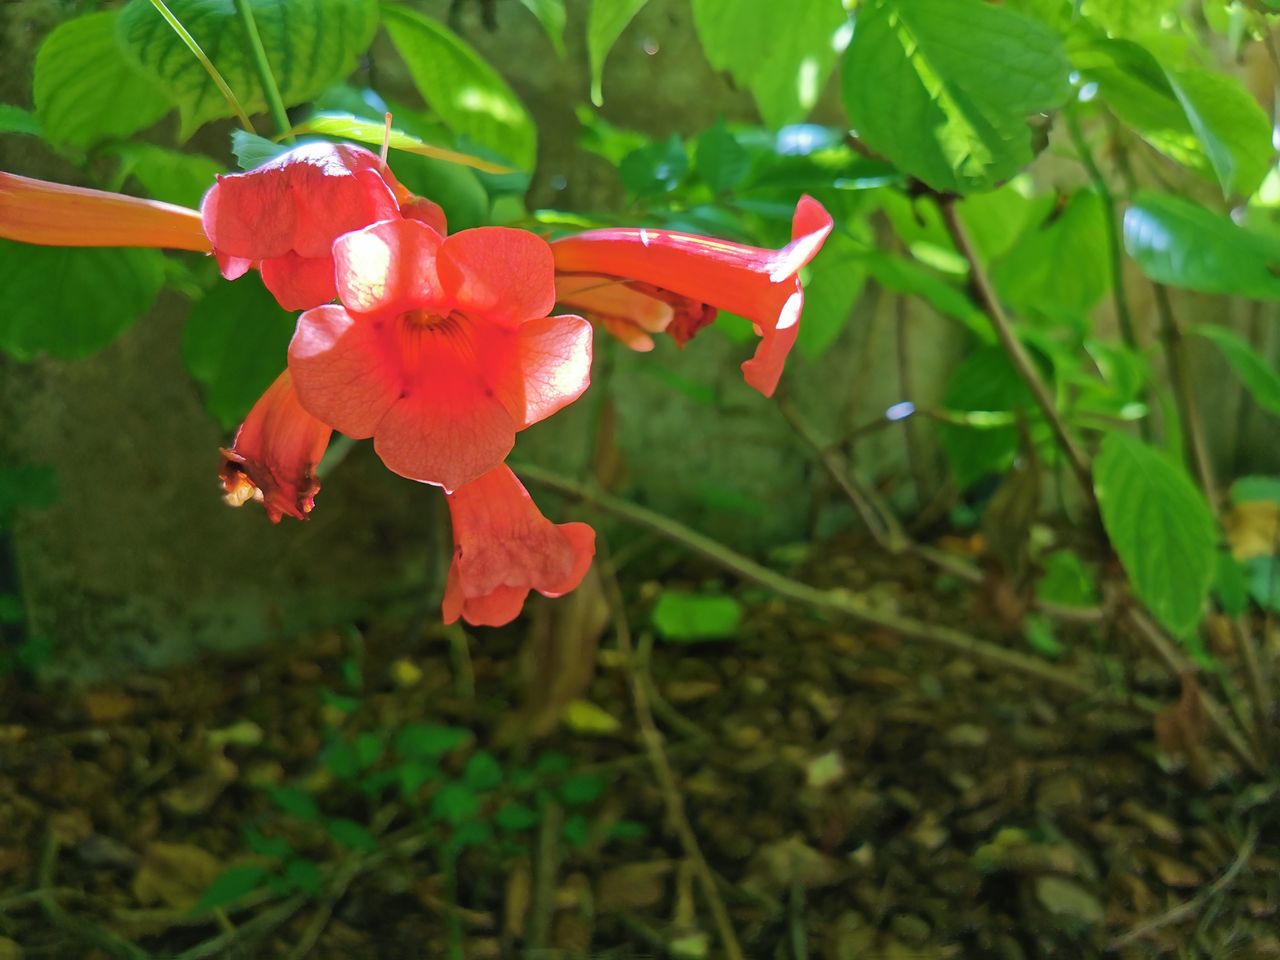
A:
[443,464,596,627]
[551,195,833,396]
[287,217,593,493]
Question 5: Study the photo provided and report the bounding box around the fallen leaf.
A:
[132,842,224,909]
[1035,875,1103,924]
[598,860,673,912]
[161,753,238,815]
[563,699,621,736]
[1225,501,1280,561]
[82,690,136,723]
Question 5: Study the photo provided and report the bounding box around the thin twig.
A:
[232,0,293,141]
[597,538,746,960]
[1107,820,1259,950]
[1152,285,1218,506]
[940,199,1094,496]
[35,833,151,960]
[515,463,1126,703]
[147,0,254,132]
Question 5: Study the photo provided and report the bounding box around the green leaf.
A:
[283,858,322,896]
[561,812,590,848]
[0,595,24,625]
[558,774,605,806]
[991,191,1111,322]
[1070,34,1272,198]
[1123,192,1280,300]
[1244,555,1280,613]
[691,0,848,128]
[286,112,513,174]
[1189,325,1280,416]
[0,242,164,361]
[938,346,1035,489]
[431,782,479,826]
[381,3,536,170]
[696,122,750,194]
[191,865,270,915]
[606,819,647,841]
[495,803,540,831]
[244,828,292,859]
[1093,432,1216,636]
[1230,476,1280,505]
[398,760,440,796]
[797,229,868,358]
[449,819,493,852]
[863,251,990,341]
[463,751,503,791]
[1213,550,1248,617]
[587,0,650,107]
[182,273,296,431]
[325,817,376,852]
[231,129,288,170]
[0,465,58,529]
[393,723,469,760]
[265,786,320,822]
[618,135,688,196]
[1036,549,1099,609]
[843,0,1070,194]
[519,0,566,57]
[652,591,743,642]
[110,144,223,208]
[34,11,171,152]
[0,104,41,137]
[118,0,379,140]
[1023,613,1065,658]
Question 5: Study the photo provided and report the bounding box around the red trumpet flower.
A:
[443,465,595,627]
[551,196,833,396]
[201,142,445,311]
[220,370,333,522]
[288,217,592,493]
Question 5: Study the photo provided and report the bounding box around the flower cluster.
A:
[0,143,832,626]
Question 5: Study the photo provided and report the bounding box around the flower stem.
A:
[147,0,254,133]
[232,0,293,142]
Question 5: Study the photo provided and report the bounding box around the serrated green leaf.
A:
[1190,325,1280,416]
[0,242,164,361]
[843,0,1070,194]
[696,122,750,194]
[1123,192,1280,300]
[117,0,379,140]
[182,273,296,431]
[110,144,223,208]
[587,0,650,107]
[381,3,535,170]
[34,11,171,152]
[1093,432,1216,636]
[692,0,847,128]
[652,591,742,642]
[0,104,41,137]
[191,865,270,915]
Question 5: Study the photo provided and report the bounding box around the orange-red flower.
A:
[220,370,333,522]
[443,465,595,626]
[201,142,445,311]
[0,171,210,252]
[288,217,593,493]
[551,196,833,396]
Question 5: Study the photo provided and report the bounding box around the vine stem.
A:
[232,0,293,142]
[148,0,254,133]
[515,463,1122,701]
[939,199,1095,498]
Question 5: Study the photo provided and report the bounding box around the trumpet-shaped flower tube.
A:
[443,465,596,627]
[201,142,445,311]
[551,195,833,396]
[288,218,592,493]
[0,172,211,252]
[220,370,333,522]
[552,275,717,353]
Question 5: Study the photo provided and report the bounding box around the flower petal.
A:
[332,218,445,317]
[741,287,803,398]
[260,252,337,311]
[288,305,402,438]
[438,227,556,327]
[554,275,672,352]
[493,314,593,429]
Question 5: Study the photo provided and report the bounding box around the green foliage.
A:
[691,0,848,128]
[1123,193,1280,300]
[938,347,1035,489]
[1093,433,1216,636]
[1231,477,1280,504]
[1036,550,1099,609]
[843,0,1070,194]
[34,11,171,153]
[0,465,58,530]
[382,3,536,170]
[0,243,164,361]
[1213,550,1249,617]
[1189,325,1280,417]
[109,144,223,208]
[587,0,650,106]
[117,0,380,139]
[182,273,297,431]
[191,864,271,914]
[797,228,868,358]
[696,122,751,195]
[651,590,743,641]
[0,104,41,137]
[518,0,567,57]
